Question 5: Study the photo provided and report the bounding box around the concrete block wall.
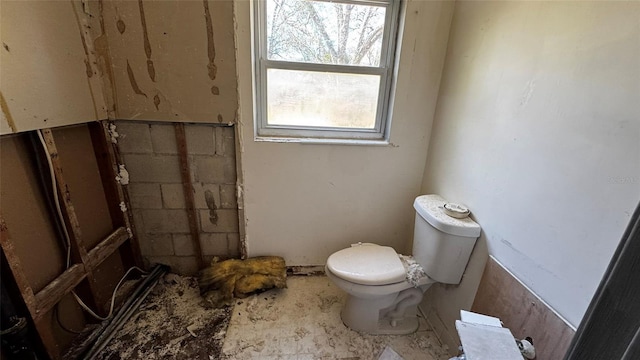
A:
[115,121,240,274]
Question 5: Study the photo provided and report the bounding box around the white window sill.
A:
[254,136,393,146]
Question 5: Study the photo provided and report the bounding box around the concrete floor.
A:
[222,276,450,360]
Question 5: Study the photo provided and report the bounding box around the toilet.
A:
[325,194,481,335]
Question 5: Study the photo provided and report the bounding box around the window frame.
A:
[252,0,402,142]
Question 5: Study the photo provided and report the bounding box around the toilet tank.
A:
[412,195,481,284]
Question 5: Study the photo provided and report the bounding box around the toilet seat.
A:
[326,244,406,286]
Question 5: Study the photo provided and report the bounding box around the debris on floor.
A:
[95,273,231,360]
[198,256,287,308]
[222,276,451,360]
[378,345,405,360]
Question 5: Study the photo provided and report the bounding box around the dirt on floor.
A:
[96,273,231,360]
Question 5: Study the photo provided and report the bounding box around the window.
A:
[253,0,401,141]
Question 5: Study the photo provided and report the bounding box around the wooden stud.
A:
[89,121,143,268]
[0,215,38,316]
[39,128,105,315]
[87,227,129,269]
[0,215,59,359]
[34,264,86,322]
[174,123,205,269]
[34,318,60,360]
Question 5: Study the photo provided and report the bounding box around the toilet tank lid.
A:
[414,195,481,237]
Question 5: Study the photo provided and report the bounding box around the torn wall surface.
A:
[0,0,238,134]
[102,0,238,123]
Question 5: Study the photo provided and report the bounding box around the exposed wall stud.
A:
[89,121,143,268]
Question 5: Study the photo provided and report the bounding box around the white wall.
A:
[235,0,455,265]
[422,0,640,329]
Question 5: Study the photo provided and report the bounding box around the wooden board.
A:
[472,257,575,359]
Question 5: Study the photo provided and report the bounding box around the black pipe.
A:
[0,280,39,360]
[73,264,169,360]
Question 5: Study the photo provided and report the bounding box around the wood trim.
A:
[0,215,38,315]
[34,264,86,321]
[174,123,205,269]
[87,227,129,268]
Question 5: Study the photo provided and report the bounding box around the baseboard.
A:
[286,265,325,276]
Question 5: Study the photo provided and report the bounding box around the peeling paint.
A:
[115,164,130,185]
[217,114,223,123]
[211,86,220,95]
[203,0,217,81]
[153,94,161,110]
[108,123,120,144]
[3,42,9,52]
[119,201,127,212]
[0,91,17,133]
[138,0,156,82]
[126,60,148,98]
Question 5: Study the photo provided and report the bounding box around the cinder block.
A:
[141,209,190,233]
[221,126,235,156]
[223,156,237,184]
[122,154,182,183]
[131,210,145,233]
[199,209,239,233]
[173,234,195,256]
[185,125,215,155]
[146,256,199,275]
[227,233,240,256]
[116,122,153,154]
[193,183,220,210]
[193,156,225,183]
[219,184,237,209]
[214,127,225,155]
[138,233,174,256]
[201,233,228,255]
[161,183,186,209]
[150,124,178,154]
[128,183,162,209]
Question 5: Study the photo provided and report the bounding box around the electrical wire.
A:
[71,267,147,321]
[37,129,149,322]
[37,130,71,268]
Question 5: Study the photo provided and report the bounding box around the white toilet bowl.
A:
[325,243,435,335]
[326,195,481,335]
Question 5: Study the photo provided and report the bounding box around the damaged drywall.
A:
[102,0,237,123]
[0,0,108,134]
[0,0,238,133]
